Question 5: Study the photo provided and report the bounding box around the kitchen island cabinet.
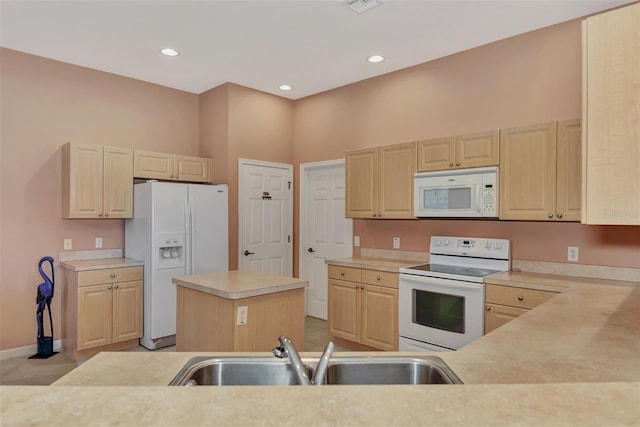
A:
[172,271,307,352]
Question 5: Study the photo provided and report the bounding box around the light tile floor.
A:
[0,317,354,385]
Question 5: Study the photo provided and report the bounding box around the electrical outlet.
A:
[237,306,248,326]
[354,236,360,247]
[95,237,103,248]
[393,237,400,249]
[64,239,72,250]
[568,246,579,262]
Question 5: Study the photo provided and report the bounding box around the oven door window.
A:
[413,289,465,334]
[423,187,472,210]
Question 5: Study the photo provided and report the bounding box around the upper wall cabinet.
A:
[582,3,640,225]
[346,142,416,219]
[499,120,581,221]
[62,143,133,219]
[417,130,499,172]
[133,150,211,183]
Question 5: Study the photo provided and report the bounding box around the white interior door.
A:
[300,160,353,320]
[239,159,293,276]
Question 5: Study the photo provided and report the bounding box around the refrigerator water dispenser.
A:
[156,233,185,269]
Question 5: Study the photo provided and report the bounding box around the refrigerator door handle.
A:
[185,198,191,276]
[190,198,196,275]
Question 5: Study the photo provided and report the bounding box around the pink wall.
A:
[292,19,639,269]
[0,48,200,350]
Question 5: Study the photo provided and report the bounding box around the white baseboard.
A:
[0,340,63,360]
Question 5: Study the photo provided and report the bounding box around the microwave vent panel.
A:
[341,0,383,14]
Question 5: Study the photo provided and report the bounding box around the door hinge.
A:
[288,235,291,243]
[288,181,291,190]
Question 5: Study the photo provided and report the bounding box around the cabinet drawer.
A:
[328,265,361,282]
[78,266,143,286]
[361,269,398,289]
[485,284,557,310]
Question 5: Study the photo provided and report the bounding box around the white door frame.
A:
[238,158,294,276]
[299,159,353,283]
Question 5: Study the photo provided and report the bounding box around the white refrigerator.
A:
[125,181,228,349]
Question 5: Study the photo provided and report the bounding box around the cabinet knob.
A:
[376,275,381,280]
[170,174,174,179]
[110,274,116,278]
[355,285,360,289]
[361,285,364,289]
[517,296,524,301]
[340,271,345,276]
[486,306,491,311]
[105,213,110,217]
[449,162,454,167]
[98,213,104,217]
[547,213,554,218]
[175,175,179,179]
[107,285,112,290]
[557,213,563,219]
[114,284,119,289]
[455,162,460,166]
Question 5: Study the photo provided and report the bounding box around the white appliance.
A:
[399,236,510,352]
[414,166,499,218]
[125,181,229,349]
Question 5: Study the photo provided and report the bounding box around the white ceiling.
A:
[0,0,634,100]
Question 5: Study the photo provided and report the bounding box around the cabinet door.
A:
[582,3,640,225]
[455,130,499,169]
[500,122,557,220]
[77,284,112,350]
[112,280,143,343]
[360,284,398,350]
[174,155,210,183]
[133,150,174,180]
[345,148,378,218]
[62,143,103,218]
[484,303,527,335]
[417,137,455,172]
[103,146,133,218]
[556,119,582,221]
[378,142,416,219]
[327,279,359,342]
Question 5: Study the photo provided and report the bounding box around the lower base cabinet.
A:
[327,265,398,351]
[484,284,558,334]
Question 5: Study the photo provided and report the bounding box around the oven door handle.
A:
[399,274,484,291]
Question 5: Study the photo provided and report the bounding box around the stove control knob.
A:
[434,239,441,247]
[485,241,492,249]
[494,242,502,249]
[443,239,450,246]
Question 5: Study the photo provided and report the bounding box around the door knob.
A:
[243,250,255,256]
[308,248,315,253]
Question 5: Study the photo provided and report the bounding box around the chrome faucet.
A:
[272,336,335,386]
[273,336,311,386]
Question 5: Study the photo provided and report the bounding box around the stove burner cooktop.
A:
[405,263,502,278]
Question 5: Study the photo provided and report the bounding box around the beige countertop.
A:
[171,270,307,299]
[60,257,144,271]
[2,270,639,426]
[326,256,421,272]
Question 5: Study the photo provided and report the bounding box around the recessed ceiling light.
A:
[160,48,179,57]
[279,84,293,91]
[368,55,384,63]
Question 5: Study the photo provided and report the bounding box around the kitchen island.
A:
[171,270,307,352]
[2,270,639,426]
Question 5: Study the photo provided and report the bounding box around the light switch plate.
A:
[237,306,248,326]
[95,237,103,248]
[64,239,72,250]
[354,236,360,247]
[568,246,579,262]
[393,237,400,249]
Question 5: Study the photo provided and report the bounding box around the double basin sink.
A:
[169,355,462,386]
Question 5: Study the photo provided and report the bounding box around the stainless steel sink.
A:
[324,356,462,385]
[169,357,314,386]
[169,355,462,386]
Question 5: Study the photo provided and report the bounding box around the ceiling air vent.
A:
[341,0,383,15]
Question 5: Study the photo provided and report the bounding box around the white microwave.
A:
[414,167,499,218]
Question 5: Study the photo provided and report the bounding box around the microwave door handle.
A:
[476,184,482,213]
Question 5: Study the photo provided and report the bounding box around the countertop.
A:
[59,257,144,271]
[325,256,421,272]
[171,270,308,299]
[2,269,639,426]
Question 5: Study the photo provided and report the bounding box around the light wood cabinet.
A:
[484,284,558,334]
[499,120,581,221]
[134,150,211,183]
[417,130,499,172]
[64,266,143,359]
[582,3,640,225]
[327,265,398,351]
[345,142,416,219]
[62,143,133,219]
